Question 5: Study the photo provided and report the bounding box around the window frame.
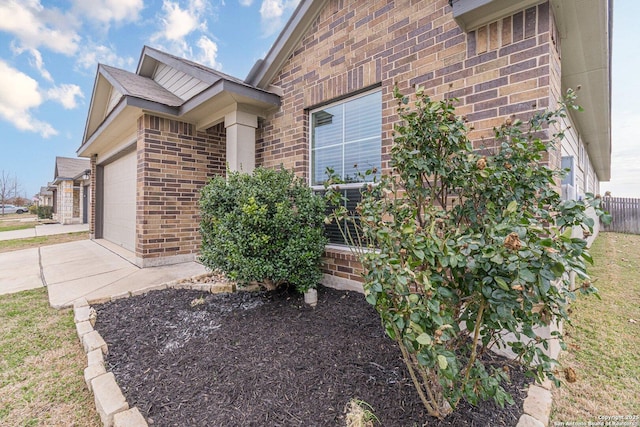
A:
[308,88,383,190]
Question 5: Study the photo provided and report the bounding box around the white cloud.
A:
[0,0,80,55]
[0,61,57,138]
[27,48,53,82]
[76,43,136,71]
[150,0,222,70]
[72,0,144,24]
[239,0,254,6]
[259,0,299,37]
[195,36,220,69]
[153,0,207,43]
[10,44,54,82]
[46,84,84,109]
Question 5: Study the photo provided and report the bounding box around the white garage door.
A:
[102,152,136,252]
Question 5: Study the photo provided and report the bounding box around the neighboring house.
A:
[37,184,54,207]
[51,157,91,225]
[78,0,611,284]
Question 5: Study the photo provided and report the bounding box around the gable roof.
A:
[101,64,184,107]
[138,46,250,88]
[53,157,90,183]
[39,186,53,196]
[78,45,280,158]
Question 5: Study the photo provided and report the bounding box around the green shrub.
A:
[325,87,610,419]
[199,167,327,293]
[36,206,53,219]
[28,205,37,215]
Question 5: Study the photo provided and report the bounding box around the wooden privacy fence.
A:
[601,197,640,234]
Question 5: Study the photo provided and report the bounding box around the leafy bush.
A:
[200,167,327,293]
[28,205,37,215]
[325,87,610,418]
[36,206,53,219]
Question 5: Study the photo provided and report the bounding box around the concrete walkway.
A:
[43,240,207,308]
[0,223,89,241]
[0,239,208,307]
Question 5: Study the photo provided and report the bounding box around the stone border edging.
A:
[516,379,554,427]
[72,273,236,427]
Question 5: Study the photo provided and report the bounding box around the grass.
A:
[0,232,89,253]
[345,399,380,427]
[0,223,36,232]
[0,288,100,426]
[551,232,640,422]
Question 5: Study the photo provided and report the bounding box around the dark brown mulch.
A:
[94,286,531,426]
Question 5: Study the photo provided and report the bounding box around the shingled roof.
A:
[53,156,90,182]
[100,64,184,107]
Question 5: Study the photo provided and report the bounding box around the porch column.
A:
[225,109,257,173]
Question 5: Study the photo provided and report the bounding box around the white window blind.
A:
[311,91,382,186]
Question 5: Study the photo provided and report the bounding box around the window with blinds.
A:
[310,90,382,245]
[310,90,382,186]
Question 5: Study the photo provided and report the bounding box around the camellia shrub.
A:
[325,87,610,418]
[200,167,327,293]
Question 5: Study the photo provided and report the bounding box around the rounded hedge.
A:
[199,167,327,293]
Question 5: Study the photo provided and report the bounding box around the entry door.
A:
[83,185,89,224]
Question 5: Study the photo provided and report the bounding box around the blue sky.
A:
[0,0,636,199]
[0,0,300,199]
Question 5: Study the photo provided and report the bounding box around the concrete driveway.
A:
[0,239,208,307]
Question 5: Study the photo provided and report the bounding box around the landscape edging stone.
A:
[73,273,233,427]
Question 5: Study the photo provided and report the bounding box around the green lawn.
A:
[0,231,88,253]
[551,232,640,422]
[0,223,36,232]
[0,288,100,426]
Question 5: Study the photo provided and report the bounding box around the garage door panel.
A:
[102,152,136,252]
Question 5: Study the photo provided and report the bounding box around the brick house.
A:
[37,184,54,207]
[51,157,91,225]
[78,0,611,281]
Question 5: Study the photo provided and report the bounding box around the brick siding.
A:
[136,115,226,264]
[256,0,561,285]
[90,155,97,238]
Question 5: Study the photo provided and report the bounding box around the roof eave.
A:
[180,79,281,115]
[77,96,179,158]
[551,0,612,181]
[245,0,329,89]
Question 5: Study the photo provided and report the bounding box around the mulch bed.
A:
[94,286,531,426]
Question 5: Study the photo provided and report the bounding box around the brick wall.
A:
[256,0,562,286]
[90,155,97,238]
[136,115,226,266]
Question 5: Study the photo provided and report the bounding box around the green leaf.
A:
[519,268,536,283]
[490,253,504,264]
[416,333,432,346]
[365,292,377,305]
[506,200,518,213]
[437,354,448,370]
[437,287,454,298]
[413,248,425,260]
[495,277,510,291]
